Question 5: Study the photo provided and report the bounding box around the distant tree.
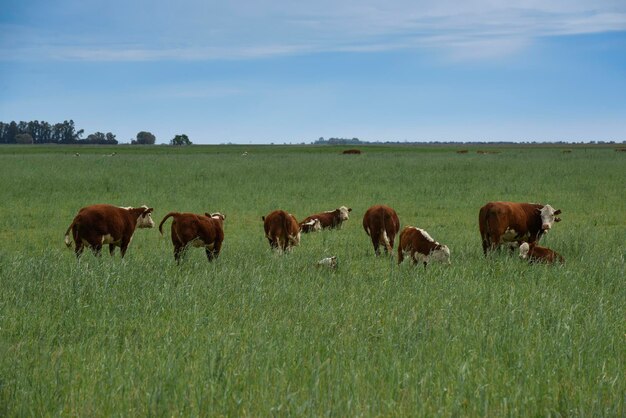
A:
[15,133,34,144]
[132,131,156,145]
[170,134,192,146]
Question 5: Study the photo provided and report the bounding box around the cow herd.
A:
[64,201,564,266]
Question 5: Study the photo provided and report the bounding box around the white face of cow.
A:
[539,204,562,231]
[519,242,530,259]
[338,206,351,221]
[136,206,155,228]
[431,245,451,264]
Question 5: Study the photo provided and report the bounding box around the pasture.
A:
[0,144,624,416]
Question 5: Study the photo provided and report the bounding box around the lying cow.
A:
[479,201,562,255]
[519,242,564,264]
[262,210,301,252]
[158,211,225,263]
[398,226,450,267]
[299,206,352,233]
[64,204,155,258]
[362,205,400,255]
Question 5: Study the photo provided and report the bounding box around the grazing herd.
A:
[64,201,564,265]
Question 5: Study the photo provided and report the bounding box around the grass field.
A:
[0,144,624,416]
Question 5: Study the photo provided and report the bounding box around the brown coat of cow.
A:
[299,206,352,233]
[519,242,564,264]
[64,204,155,258]
[479,201,562,255]
[158,212,225,263]
[397,226,450,266]
[362,205,400,255]
[262,210,301,252]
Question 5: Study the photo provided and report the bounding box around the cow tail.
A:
[158,212,177,235]
[381,207,392,253]
[64,221,76,248]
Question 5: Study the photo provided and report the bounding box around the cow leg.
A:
[174,245,185,264]
[91,243,103,257]
[205,247,218,262]
[119,238,131,258]
[74,241,84,258]
[109,245,116,256]
[369,233,381,256]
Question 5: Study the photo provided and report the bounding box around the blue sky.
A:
[1,0,625,144]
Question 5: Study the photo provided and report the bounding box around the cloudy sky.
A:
[1,0,625,143]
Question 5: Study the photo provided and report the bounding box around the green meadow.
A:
[0,144,624,416]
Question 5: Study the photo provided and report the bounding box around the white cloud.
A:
[2,1,626,61]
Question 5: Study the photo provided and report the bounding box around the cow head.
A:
[519,242,530,259]
[537,205,562,231]
[431,244,451,265]
[137,206,155,228]
[207,212,225,221]
[338,206,352,221]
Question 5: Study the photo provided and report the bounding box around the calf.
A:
[158,211,225,263]
[262,210,301,252]
[519,242,564,264]
[362,205,400,255]
[299,206,352,233]
[64,204,155,258]
[398,226,450,267]
[479,201,562,255]
[299,218,322,233]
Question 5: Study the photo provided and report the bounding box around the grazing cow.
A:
[64,204,155,258]
[342,149,362,154]
[398,226,450,267]
[362,205,400,255]
[299,206,352,233]
[158,211,225,263]
[262,210,301,252]
[479,201,562,255]
[519,242,564,264]
[299,218,322,233]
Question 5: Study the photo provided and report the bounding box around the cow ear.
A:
[348,208,352,212]
[554,209,562,215]
[145,207,154,214]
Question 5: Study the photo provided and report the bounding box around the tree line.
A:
[0,120,192,145]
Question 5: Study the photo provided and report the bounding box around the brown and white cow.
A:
[262,210,301,252]
[479,201,562,255]
[299,206,352,233]
[158,211,225,263]
[64,204,155,258]
[519,242,564,264]
[362,205,400,255]
[398,226,450,267]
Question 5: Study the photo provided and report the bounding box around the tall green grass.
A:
[0,145,624,416]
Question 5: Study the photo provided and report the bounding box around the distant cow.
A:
[262,210,301,252]
[342,149,361,154]
[299,206,352,233]
[398,226,450,267]
[519,242,564,264]
[158,211,225,263]
[299,218,322,233]
[64,204,155,258]
[316,256,338,270]
[479,201,562,255]
[362,205,400,255]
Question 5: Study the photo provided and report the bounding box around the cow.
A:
[398,226,450,267]
[262,210,301,252]
[362,205,400,256]
[299,206,352,233]
[64,204,155,258]
[479,202,562,256]
[342,149,362,154]
[158,211,225,263]
[316,256,338,269]
[299,218,322,233]
[519,242,564,264]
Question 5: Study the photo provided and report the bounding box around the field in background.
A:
[0,144,624,416]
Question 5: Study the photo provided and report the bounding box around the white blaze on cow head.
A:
[431,244,451,265]
[538,204,562,231]
[209,212,225,221]
[137,206,155,228]
[519,242,530,259]
[338,206,352,221]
